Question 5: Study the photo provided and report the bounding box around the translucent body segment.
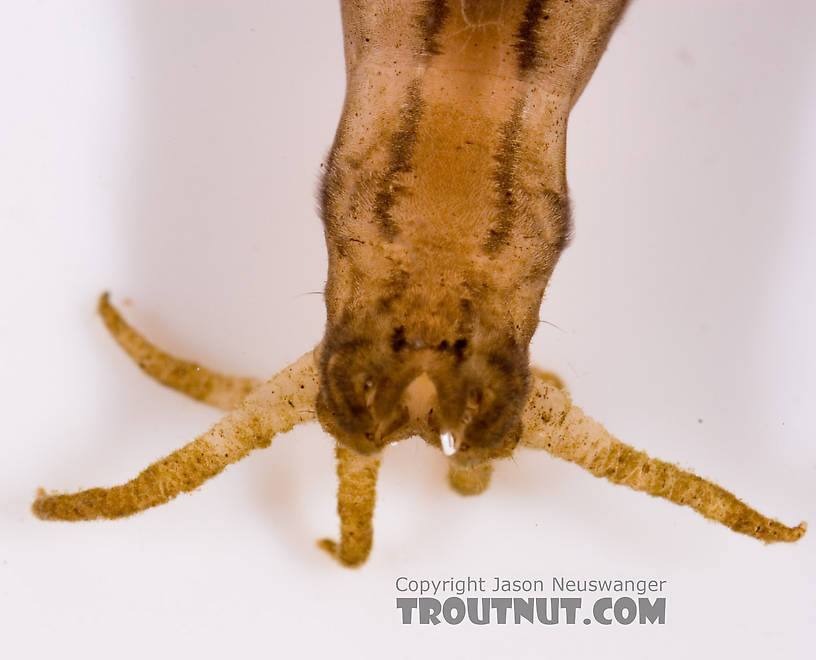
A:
[520,375,807,544]
[99,292,262,411]
[32,350,319,521]
[448,461,493,496]
[318,444,381,567]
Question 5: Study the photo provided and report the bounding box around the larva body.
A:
[31,1,805,568]
[317,0,629,465]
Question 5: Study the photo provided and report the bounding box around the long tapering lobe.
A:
[521,376,806,544]
[98,293,261,411]
[318,444,381,567]
[33,351,319,521]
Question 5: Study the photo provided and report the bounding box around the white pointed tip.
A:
[440,431,457,456]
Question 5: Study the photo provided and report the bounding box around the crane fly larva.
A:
[33,0,806,566]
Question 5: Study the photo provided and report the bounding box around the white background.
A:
[1,1,814,658]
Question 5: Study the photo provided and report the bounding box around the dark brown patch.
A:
[515,0,546,72]
[416,0,450,56]
[374,81,424,239]
[452,338,468,361]
[391,326,407,352]
[545,187,573,252]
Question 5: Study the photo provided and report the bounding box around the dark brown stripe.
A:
[515,0,547,72]
[374,81,423,240]
[483,99,524,254]
[416,0,450,56]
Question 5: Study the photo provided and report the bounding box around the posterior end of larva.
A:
[783,521,807,542]
[31,488,53,520]
[31,486,107,522]
[97,291,115,321]
[316,538,366,569]
[762,520,807,545]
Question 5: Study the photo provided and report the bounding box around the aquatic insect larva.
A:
[33,0,806,566]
